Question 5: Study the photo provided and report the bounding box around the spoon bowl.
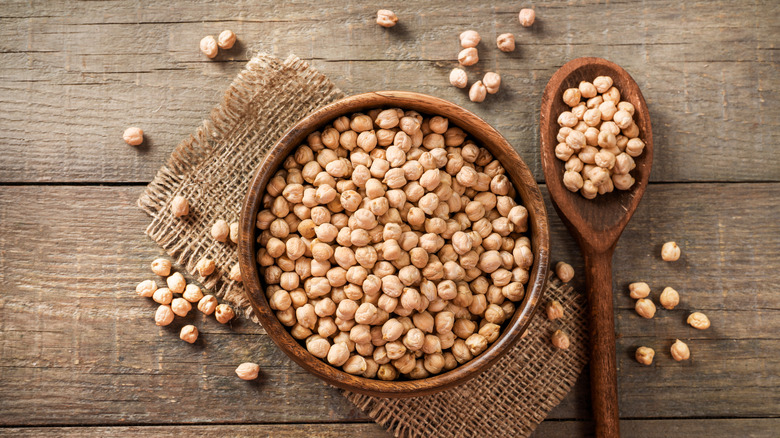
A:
[540,57,653,437]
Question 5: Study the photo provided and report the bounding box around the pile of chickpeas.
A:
[255,108,534,380]
[554,76,646,199]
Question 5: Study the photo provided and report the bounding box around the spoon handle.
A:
[584,249,620,437]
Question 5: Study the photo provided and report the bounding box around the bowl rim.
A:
[239,91,550,397]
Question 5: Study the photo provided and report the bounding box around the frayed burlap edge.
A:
[344,278,588,438]
[137,53,345,322]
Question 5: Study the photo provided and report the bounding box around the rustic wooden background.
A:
[1,0,778,436]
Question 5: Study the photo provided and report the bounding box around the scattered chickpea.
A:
[166,272,186,294]
[551,330,570,350]
[136,280,158,298]
[659,287,679,310]
[228,263,242,282]
[518,8,535,27]
[546,300,564,321]
[670,339,690,361]
[151,258,172,277]
[635,346,654,365]
[469,81,487,103]
[555,261,574,282]
[171,196,189,217]
[198,295,218,315]
[687,312,710,330]
[123,127,144,146]
[628,282,650,299]
[229,222,240,244]
[171,297,192,317]
[458,48,479,66]
[153,287,173,305]
[195,257,216,277]
[459,30,481,48]
[217,30,237,50]
[661,241,681,261]
[199,35,218,58]
[183,284,204,303]
[211,220,230,242]
[215,304,235,324]
[155,305,175,326]
[235,362,260,380]
[635,298,656,319]
[496,33,515,52]
[483,72,501,95]
[376,10,398,28]
[180,325,199,344]
[449,68,468,88]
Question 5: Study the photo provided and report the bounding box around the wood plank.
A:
[3,418,780,438]
[0,183,777,425]
[1,0,778,183]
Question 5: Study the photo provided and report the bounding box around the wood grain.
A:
[0,183,777,426]
[1,0,778,183]
[4,418,780,438]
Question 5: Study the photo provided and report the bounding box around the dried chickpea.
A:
[167,272,186,294]
[483,72,501,94]
[211,220,230,242]
[200,35,218,58]
[563,88,582,107]
[155,305,175,326]
[546,300,564,321]
[635,346,654,365]
[136,280,158,298]
[496,33,515,52]
[518,8,535,27]
[551,330,570,350]
[459,30,481,48]
[217,30,237,49]
[659,287,679,310]
[661,241,681,261]
[635,298,656,319]
[670,339,690,361]
[468,81,487,103]
[228,263,242,282]
[628,282,650,299]
[171,196,190,217]
[171,297,192,317]
[215,304,235,324]
[151,258,172,276]
[123,127,144,146]
[183,284,203,303]
[235,362,260,380]
[687,312,710,330]
[180,325,199,344]
[458,48,479,66]
[195,257,216,277]
[376,9,398,27]
[198,295,218,315]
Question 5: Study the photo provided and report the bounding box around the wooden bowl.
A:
[238,91,550,397]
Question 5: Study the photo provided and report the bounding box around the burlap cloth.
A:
[138,53,588,438]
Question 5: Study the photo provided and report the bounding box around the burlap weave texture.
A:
[137,53,588,438]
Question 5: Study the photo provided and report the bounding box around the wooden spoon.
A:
[540,57,653,437]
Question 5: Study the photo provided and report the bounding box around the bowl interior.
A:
[239,91,550,397]
[540,58,653,235]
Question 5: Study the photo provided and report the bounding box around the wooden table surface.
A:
[1,1,778,436]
